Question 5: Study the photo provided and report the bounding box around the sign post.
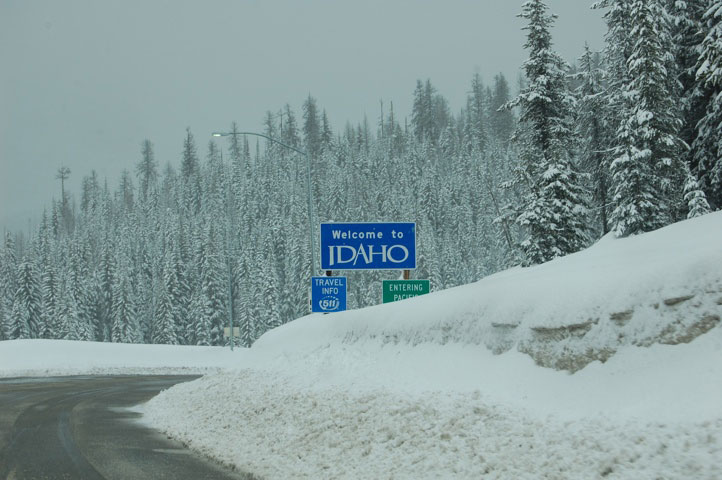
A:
[223,327,241,338]
[382,279,430,303]
[320,222,416,271]
[311,276,347,313]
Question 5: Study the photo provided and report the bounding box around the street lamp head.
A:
[212,132,225,137]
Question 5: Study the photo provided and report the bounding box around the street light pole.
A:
[212,131,318,280]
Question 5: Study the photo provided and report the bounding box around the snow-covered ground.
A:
[2,212,721,478]
[0,339,246,377]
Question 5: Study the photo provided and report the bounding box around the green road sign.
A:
[382,279,430,303]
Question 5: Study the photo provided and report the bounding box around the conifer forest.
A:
[1,0,720,347]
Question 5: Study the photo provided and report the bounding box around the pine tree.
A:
[465,73,487,153]
[1,71,543,344]
[203,140,225,216]
[199,223,226,345]
[181,127,202,215]
[321,109,333,152]
[594,0,634,210]
[8,292,31,340]
[97,239,115,342]
[137,139,158,201]
[684,165,712,217]
[694,0,722,209]
[237,253,255,347]
[281,104,301,149]
[165,223,191,343]
[507,0,589,264]
[489,73,515,147]
[0,233,18,340]
[111,264,139,343]
[153,279,178,344]
[135,238,156,343]
[56,273,79,340]
[39,264,59,339]
[609,0,688,236]
[111,231,139,344]
[575,44,612,234]
[302,95,322,158]
[80,170,100,215]
[118,170,135,213]
[55,166,74,235]
[10,260,42,339]
[181,127,199,179]
[411,79,448,144]
[190,289,210,346]
[68,242,95,341]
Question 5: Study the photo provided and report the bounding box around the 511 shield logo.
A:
[311,276,347,313]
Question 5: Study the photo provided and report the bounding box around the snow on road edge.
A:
[0,339,247,378]
[142,360,722,480]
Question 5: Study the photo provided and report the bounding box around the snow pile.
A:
[142,213,722,479]
[144,328,722,479]
[253,211,722,371]
[146,373,722,479]
[0,339,246,377]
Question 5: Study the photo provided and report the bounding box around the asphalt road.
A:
[0,375,257,480]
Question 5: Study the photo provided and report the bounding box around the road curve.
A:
[0,375,256,480]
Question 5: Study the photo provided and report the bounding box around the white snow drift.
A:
[142,212,722,479]
[0,339,246,377]
[1,213,721,479]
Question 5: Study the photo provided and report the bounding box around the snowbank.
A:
[3,214,721,478]
[252,211,722,371]
[144,328,722,479]
[141,213,722,479]
[0,339,247,378]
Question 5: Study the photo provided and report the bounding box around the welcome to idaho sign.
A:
[320,222,416,270]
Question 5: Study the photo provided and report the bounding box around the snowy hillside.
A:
[139,212,722,479]
[254,210,722,371]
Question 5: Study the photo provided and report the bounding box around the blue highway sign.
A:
[311,276,347,313]
[320,222,416,270]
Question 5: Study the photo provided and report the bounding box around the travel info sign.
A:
[320,222,416,270]
[311,276,347,313]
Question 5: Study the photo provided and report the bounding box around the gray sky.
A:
[0,0,605,234]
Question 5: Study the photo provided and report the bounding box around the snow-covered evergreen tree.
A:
[0,48,529,345]
[684,165,712,217]
[181,127,202,215]
[9,260,42,339]
[575,44,612,235]
[694,0,722,209]
[39,264,59,339]
[199,223,226,345]
[0,233,18,340]
[137,139,158,201]
[8,293,31,340]
[153,278,178,345]
[111,266,139,343]
[111,231,139,343]
[506,0,588,264]
[465,73,488,153]
[489,73,515,148]
[97,238,115,342]
[302,95,322,158]
[669,1,709,167]
[605,0,691,236]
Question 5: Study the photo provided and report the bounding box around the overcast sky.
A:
[0,0,605,234]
